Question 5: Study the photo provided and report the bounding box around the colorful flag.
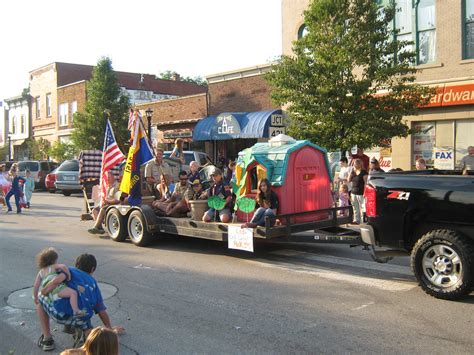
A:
[128,109,141,131]
[120,115,154,206]
[99,120,125,205]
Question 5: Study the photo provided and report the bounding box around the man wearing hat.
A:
[202,167,232,223]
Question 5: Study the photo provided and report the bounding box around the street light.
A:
[145,108,153,143]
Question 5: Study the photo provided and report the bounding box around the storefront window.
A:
[412,119,474,169]
[412,121,436,167]
[455,119,474,167]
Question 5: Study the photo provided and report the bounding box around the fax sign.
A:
[433,147,454,170]
[435,151,452,159]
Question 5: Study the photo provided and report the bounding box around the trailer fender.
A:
[136,204,160,232]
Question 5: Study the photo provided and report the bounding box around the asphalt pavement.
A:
[0,192,473,354]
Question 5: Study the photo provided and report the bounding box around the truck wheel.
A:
[128,210,152,247]
[106,208,127,242]
[62,191,71,196]
[411,229,474,300]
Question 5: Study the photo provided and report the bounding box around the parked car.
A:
[55,160,81,196]
[164,150,212,172]
[45,167,58,193]
[17,160,58,189]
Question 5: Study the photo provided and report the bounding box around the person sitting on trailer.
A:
[144,147,171,199]
[88,172,121,234]
[202,168,232,223]
[187,161,201,184]
[152,171,189,216]
[161,178,207,218]
[242,178,279,228]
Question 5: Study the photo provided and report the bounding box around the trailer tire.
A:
[411,229,474,300]
[128,210,152,247]
[106,208,127,242]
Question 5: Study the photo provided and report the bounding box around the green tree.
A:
[71,57,130,151]
[159,70,207,87]
[26,138,51,160]
[266,0,434,151]
[47,141,78,162]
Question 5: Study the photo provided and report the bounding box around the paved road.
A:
[0,192,473,354]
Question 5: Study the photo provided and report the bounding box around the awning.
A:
[12,139,26,146]
[193,109,283,141]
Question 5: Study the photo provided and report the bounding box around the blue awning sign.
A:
[193,109,284,141]
[216,114,241,136]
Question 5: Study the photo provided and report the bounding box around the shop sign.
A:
[424,83,474,108]
[163,131,193,139]
[433,147,454,170]
[216,114,241,135]
[269,127,286,137]
[228,226,254,252]
[378,157,392,170]
[366,149,392,171]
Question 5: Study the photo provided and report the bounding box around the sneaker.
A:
[37,334,55,351]
[87,227,105,234]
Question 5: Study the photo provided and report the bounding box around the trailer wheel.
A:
[411,229,474,300]
[106,208,127,242]
[128,210,152,247]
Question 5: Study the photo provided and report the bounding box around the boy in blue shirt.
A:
[5,167,26,213]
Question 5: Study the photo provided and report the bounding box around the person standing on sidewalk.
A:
[5,165,26,213]
[24,169,35,208]
[460,146,474,175]
[348,159,368,224]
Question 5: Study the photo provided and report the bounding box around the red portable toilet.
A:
[235,135,333,223]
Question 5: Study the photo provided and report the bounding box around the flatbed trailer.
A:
[103,204,365,249]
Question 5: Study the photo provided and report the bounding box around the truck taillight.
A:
[364,184,377,217]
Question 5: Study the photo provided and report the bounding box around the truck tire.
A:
[62,191,72,196]
[411,229,474,300]
[106,208,127,242]
[127,210,153,247]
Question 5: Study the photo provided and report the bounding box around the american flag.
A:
[128,109,141,131]
[99,120,124,205]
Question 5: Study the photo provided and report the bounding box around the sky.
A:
[0,0,282,102]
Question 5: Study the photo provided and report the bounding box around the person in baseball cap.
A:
[203,167,232,223]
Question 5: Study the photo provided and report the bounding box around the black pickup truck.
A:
[360,170,474,300]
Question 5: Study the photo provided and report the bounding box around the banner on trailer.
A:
[228,226,254,252]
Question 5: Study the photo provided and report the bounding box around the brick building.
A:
[29,62,207,144]
[282,0,474,170]
[135,93,208,151]
[202,65,282,161]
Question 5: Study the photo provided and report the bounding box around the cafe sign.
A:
[216,114,241,136]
